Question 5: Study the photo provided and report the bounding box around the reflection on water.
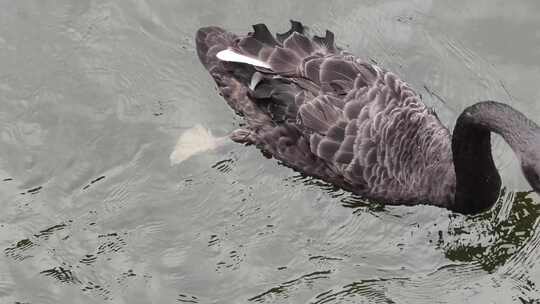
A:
[444,190,540,273]
[1,0,540,303]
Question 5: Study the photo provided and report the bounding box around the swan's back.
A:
[196,21,456,207]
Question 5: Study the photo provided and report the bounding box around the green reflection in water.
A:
[443,190,540,272]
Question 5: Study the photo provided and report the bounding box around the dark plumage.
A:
[195,21,540,214]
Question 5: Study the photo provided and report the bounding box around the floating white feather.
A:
[216,49,271,69]
[170,124,227,165]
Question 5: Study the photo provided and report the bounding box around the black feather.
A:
[276,20,305,42]
[252,23,279,46]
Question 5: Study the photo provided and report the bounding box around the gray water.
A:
[1,1,540,303]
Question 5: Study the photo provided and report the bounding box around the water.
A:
[1,1,540,303]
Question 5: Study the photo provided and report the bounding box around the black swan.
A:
[194,21,540,214]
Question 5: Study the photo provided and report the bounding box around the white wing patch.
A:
[216,49,272,69]
[249,71,264,90]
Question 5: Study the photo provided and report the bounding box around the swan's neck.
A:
[450,101,537,214]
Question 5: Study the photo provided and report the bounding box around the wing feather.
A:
[202,21,454,205]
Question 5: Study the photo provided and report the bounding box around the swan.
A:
[194,21,540,214]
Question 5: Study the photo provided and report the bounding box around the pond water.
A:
[1,1,540,303]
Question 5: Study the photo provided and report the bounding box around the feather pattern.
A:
[196,21,459,208]
[196,21,540,214]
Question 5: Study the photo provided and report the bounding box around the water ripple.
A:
[2,1,540,303]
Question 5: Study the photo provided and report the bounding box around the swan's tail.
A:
[195,22,340,129]
[195,26,273,129]
[169,124,226,165]
[195,27,235,72]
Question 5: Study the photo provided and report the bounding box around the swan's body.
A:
[195,21,540,214]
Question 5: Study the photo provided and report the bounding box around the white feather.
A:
[170,124,227,165]
[249,71,264,90]
[216,49,271,69]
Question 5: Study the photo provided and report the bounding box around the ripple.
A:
[4,238,35,261]
[34,223,68,240]
[284,174,345,199]
[4,222,70,261]
[2,1,540,303]
[25,185,42,195]
[248,270,332,303]
[40,266,81,284]
[177,293,199,303]
[443,191,540,272]
[310,277,408,304]
[215,248,246,273]
[115,269,136,286]
[81,175,105,190]
[211,157,236,174]
[96,232,127,256]
[79,254,97,265]
[81,281,112,300]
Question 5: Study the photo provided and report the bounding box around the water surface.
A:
[1,1,540,303]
